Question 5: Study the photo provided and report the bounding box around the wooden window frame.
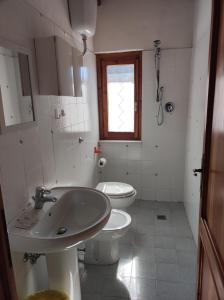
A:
[96,51,142,140]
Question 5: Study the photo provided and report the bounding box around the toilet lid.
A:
[96,182,135,197]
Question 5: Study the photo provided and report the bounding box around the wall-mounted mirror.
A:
[73,47,83,97]
[0,46,35,130]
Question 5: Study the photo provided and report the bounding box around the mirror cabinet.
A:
[0,46,35,131]
[35,36,83,97]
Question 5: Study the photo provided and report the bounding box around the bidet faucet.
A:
[32,186,57,209]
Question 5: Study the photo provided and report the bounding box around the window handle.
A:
[134,102,138,112]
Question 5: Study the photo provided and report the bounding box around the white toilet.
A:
[84,209,131,264]
[96,182,137,209]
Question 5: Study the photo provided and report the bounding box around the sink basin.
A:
[8,187,111,253]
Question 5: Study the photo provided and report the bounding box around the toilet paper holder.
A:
[98,157,107,168]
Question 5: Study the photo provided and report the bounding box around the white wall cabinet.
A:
[35,36,74,96]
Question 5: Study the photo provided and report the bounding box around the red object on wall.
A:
[94,147,102,155]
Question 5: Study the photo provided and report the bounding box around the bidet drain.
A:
[57,227,67,235]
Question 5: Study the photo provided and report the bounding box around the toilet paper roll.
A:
[98,157,107,168]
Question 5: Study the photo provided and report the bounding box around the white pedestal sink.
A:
[8,187,111,300]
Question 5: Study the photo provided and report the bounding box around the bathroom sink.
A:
[8,187,111,253]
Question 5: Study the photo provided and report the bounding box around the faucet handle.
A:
[35,186,50,196]
[43,188,51,194]
[36,186,45,192]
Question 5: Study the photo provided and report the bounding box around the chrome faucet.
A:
[32,187,57,209]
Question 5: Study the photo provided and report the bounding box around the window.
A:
[97,51,142,140]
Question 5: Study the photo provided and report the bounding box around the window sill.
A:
[99,140,143,143]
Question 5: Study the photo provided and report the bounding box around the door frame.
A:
[197,0,224,299]
[0,1,221,300]
[0,186,18,300]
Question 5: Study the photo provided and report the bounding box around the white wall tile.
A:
[100,142,128,160]
[127,160,141,174]
[0,5,99,298]
[157,188,172,202]
[100,49,192,203]
[183,0,212,243]
[94,0,194,52]
[141,160,154,175]
[0,132,27,223]
[127,143,142,160]
[142,188,156,201]
[141,174,157,189]
[125,173,141,191]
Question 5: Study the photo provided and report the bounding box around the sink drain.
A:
[56,227,67,235]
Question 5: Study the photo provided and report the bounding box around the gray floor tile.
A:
[129,278,157,299]
[134,211,155,225]
[154,202,171,211]
[132,234,155,248]
[154,236,175,249]
[82,294,102,300]
[175,238,196,252]
[85,264,117,279]
[134,223,155,235]
[179,265,197,284]
[177,283,196,300]
[133,244,156,262]
[154,224,174,236]
[132,199,156,209]
[170,216,189,228]
[156,281,196,300]
[117,259,133,277]
[172,225,193,238]
[156,281,181,300]
[127,206,139,216]
[131,258,157,279]
[101,277,131,298]
[101,297,130,300]
[120,244,134,260]
[156,263,180,282]
[82,200,197,300]
[155,248,178,264]
[177,250,197,266]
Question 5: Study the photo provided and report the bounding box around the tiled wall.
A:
[0,76,99,223]
[95,0,194,203]
[99,49,192,202]
[0,4,99,225]
[94,0,194,52]
[0,1,99,298]
[184,0,212,242]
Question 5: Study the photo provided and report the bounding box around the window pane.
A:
[107,64,135,132]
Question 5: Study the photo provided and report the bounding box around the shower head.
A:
[153,40,161,48]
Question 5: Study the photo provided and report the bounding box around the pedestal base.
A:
[46,247,81,300]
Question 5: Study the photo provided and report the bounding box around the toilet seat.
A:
[96,182,135,198]
[96,182,137,209]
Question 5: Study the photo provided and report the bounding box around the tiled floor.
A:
[81,200,197,300]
